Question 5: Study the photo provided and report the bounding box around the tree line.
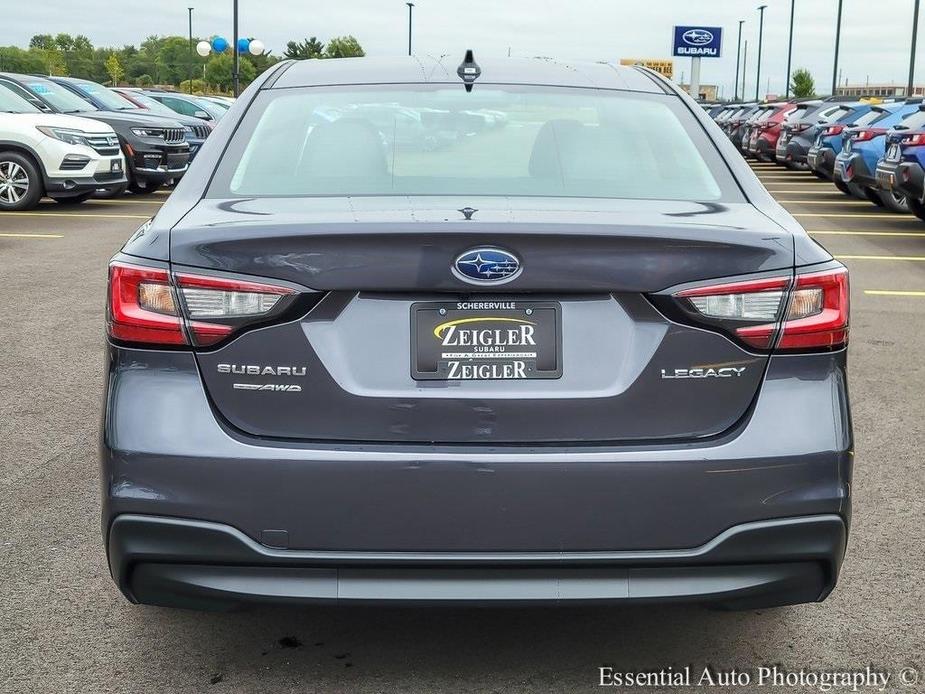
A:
[0,33,365,93]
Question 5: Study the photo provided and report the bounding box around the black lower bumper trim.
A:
[44,173,127,194]
[109,514,847,611]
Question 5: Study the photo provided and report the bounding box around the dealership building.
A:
[835,83,925,97]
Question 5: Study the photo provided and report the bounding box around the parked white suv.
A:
[0,85,125,211]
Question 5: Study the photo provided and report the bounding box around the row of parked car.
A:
[0,73,233,211]
[706,96,925,221]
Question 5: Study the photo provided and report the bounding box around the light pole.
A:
[785,0,795,98]
[734,20,744,100]
[909,0,921,97]
[755,5,767,101]
[188,7,194,94]
[832,0,844,96]
[232,0,240,96]
[406,2,414,56]
[742,39,748,101]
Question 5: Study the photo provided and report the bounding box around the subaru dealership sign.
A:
[672,26,723,58]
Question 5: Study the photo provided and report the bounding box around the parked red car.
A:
[745,102,796,161]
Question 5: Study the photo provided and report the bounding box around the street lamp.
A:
[188,7,194,95]
[755,5,767,101]
[407,2,414,56]
[908,0,921,97]
[734,20,744,101]
[785,0,795,98]
[832,0,844,96]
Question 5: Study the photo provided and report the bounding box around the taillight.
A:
[665,267,849,353]
[108,262,300,348]
[824,124,844,136]
[174,273,295,347]
[901,133,925,146]
[853,127,886,142]
[675,276,789,350]
[108,263,186,345]
[791,122,810,133]
[777,268,849,351]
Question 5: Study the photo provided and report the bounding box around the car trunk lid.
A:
[170,196,794,444]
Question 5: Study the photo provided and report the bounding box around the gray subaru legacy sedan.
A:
[101,55,852,610]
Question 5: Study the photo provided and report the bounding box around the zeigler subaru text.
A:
[101,55,852,611]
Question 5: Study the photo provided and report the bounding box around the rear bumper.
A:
[808,146,836,176]
[876,159,924,201]
[109,513,846,610]
[778,139,809,164]
[836,153,876,188]
[101,346,853,609]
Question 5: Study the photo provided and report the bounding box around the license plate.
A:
[411,300,561,381]
[879,171,894,189]
[887,144,901,161]
[110,159,123,172]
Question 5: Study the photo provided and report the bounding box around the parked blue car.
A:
[807,102,877,179]
[834,100,921,211]
[875,104,925,222]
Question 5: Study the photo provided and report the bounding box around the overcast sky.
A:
[4,0,923,98]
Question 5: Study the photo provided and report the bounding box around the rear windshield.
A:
[785,105,812,122]
[209,85,729,202]
[852,109,886,127]
[897,108,925,130]
[830,105,855,122]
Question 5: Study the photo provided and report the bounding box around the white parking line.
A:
[864,290,925,297]
[0,232,64,239]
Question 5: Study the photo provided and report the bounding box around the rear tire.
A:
[864,187,885,207]
[0,152,43,211]
[877,189,909,213]
[52,191,95,205]
[908,197,925,222]
[845,180,869,200]
[833,178,852,196]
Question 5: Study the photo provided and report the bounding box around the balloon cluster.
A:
[196,37,265,57]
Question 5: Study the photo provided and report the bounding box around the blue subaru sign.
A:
[672,26,723,58]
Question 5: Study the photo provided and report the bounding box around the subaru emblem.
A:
[453,247,522,285]
[682,29,714,46]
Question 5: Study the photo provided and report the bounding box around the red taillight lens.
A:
[902,133,925,146]
[108,263,186,345]
[853,127,886,142]
[669,267,849,353]
[108,262,298,348]
[778,268,849,350]
[824,124,844,136]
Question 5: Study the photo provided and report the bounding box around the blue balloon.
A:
[211,36,228,53]
[237,38,251,53]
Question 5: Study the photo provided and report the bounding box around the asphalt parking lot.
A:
[2,169,924,694]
